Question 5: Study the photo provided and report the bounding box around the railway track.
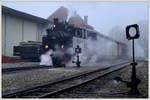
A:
[2,65,50,74]
[2,62,130,98]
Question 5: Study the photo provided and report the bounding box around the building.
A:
[47,6,94,30]
[47,6,68,22]
[2,6,94,57]
[68,12,94,30]
[2,6,50,57]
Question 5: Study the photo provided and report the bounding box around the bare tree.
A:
[137,20,148,59]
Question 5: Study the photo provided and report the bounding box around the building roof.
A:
[47,6,94,30]
[68,12,94,30]
[47,6,68,22]
[68,13,84,27]
[2,6,50,24]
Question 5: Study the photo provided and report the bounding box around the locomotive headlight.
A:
[61,45,64,49]
[53,24,56,28]
[45,45,49,49]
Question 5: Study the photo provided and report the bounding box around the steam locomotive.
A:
[13,18,89,66]
[13,18,127,67]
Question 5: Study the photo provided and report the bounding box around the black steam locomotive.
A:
[13,18,126,67]
[13,18,91,66]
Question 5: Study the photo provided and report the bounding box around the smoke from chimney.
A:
[84,16,88,24]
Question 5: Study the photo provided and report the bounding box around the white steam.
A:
[40,49,53,66]
[67,36,121,67]
[108,20,148,60]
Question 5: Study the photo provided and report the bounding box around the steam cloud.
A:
[67,36,122,67]
[108,20,148,60]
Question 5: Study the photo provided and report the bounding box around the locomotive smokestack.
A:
[84,16,88,24]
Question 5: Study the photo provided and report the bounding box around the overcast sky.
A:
[2,1,148,35]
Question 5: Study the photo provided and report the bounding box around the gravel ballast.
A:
[51,61,148,98]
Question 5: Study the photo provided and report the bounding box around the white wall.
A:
[23,21,37,42]
[5,15,22,56]
[2,14,47,57]
[2,15,6,55]
[37,24,49,41]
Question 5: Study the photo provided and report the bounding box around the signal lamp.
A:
[75,45,81,53]
[126,24,140,40]
[45,45,49,49]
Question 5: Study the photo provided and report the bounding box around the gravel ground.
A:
[51,61,148,98]
[2,62,40,69]
[2,59,128,94]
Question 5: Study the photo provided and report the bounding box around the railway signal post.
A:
[126,24,141,95]
[114,24,141,95]
[72,45,82,67]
